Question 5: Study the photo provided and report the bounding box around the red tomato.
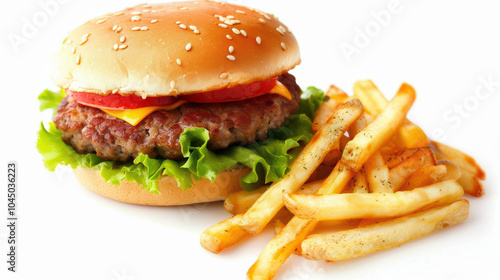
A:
[68,77,277,109]
[69,91,178,109]
[181,77,277,103]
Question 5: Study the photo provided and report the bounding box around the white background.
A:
[1,0,499,279]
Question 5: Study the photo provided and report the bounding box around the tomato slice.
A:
[181,77,278,103]
[68,91,178,110]
[68,77,278,109]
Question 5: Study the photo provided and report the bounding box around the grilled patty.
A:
[53,73,301,162]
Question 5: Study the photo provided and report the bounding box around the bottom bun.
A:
[73,167,250,206]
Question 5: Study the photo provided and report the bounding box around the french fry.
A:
[352,167,369,193]
[431,141,485,180]
[224,180,325,215]
[457,170,485,197]
[302,199,470,261]
[364,152,393,193]
[224,187,268,215]
[283,180,464,221]
[239,100,364,235]
[380,147,418,169]
[247,162,355,280]
[400,165,447,191]
[312,85,348,133]
[388,148,436,191]
[353,80,429,149]
[342,83,416,171]
[200,214,247,254]
[436,159,462,181]
[321,135,350,167]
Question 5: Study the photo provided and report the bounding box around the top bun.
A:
[51,1,300,98]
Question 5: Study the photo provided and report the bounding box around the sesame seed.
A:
[71,47,76,54]
[112,25,118,31]
[119,44,128,50]
[131,16,141,21]
[219,73,228,79]
[276,28,285,36]
[264,14,272,20]
[96,18,108,24]
[189,25,197,30]
[281,42,286,50]
[116,26,122,32]
[80,37,88,45]
[226,34,232,40]
[193,29,200,34]
[236,10,246,14]
[185,43,192,51]
[151,19,159,24]
[226,55,235,61]
[140,26,149,31]
[142,4,152,8]
[179,6,188,10]
[226,15,235,19]
[259,18,266,23]
[76,55,81,65]
[131,26,141,31]
[229,46,234,53]
[113,44,118,51]
[176,59,182,65]
[256,36,262,44]
[224,20,235,25]
[176,21,182,25]
[232,28,240,34]
[170,81,176,88]
[130,11,142,15]
[120,36,126,43]
[240,30,247,37]
[218,23,228,28]
[143,9,151,13]
[179,24,187,29]
[113,11,125,16]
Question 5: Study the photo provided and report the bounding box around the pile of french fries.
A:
[200,80,486,279]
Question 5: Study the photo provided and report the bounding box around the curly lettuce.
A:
[37,87,324,194]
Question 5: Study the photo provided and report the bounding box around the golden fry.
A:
[302,200,470,261]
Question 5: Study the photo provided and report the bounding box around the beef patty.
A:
[53,73,301,162]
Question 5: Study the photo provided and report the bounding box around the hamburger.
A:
[38,1,322,205]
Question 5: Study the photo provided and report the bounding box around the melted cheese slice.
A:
[102,82,291,126]
[102,100,189,126]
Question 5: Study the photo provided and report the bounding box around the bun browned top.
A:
[51,1,300,98]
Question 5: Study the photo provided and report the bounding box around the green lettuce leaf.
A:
[37,87,324,193]
[38,89,66,116]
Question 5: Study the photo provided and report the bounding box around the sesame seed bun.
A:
[51,1,300,98]
[73,166,250,206]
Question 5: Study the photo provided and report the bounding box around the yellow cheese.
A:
[101,100,188,126]
[269,81,292,100]
[101,81,291,126]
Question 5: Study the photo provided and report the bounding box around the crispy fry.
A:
[224,180,324,215]
[437,159,462,182]
[457,170,485,197]
[224,187,268,215]
[239,100,363,235]
[353,80,429,149]
[302,200,470,261]
[283,180,463,221]
[342,83,416,171]
[400,165,447,191]
[431,141,485,180]
[388,148,436,191]
[380,147,418,169]
[200,214,247,254]
[352,167,369,193]
[364,152,393,193]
